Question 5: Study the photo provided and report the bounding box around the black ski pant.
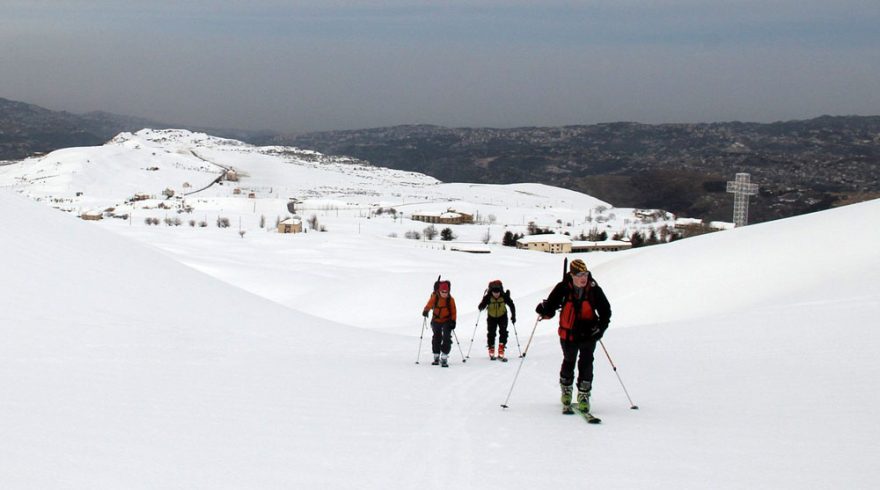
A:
[431,322,454,355]
[486,315,509,347]
[559,337,597,388]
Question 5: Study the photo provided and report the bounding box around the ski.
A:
[562,405,574,415]
[499,357,508,362]
[573,407,602,424]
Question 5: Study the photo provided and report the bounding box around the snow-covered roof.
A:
[675,217,703,226]
[517,234,572,244]
[412,210,463,218]
[708,221,735,230]
[571,239,631,247]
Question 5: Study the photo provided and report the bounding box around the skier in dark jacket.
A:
[478,280,517,361]
[535,259,611,413]
[422,280,457,367]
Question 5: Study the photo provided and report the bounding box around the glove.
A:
[450,321,456,330]
[590,324,608,341]
[511,316,517,324]
[535,301,554,319]
[478,304,485,311]
[422,310,429,318]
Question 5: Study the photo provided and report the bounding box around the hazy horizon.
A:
[3,1,879,133]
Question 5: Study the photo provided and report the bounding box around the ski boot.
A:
[440,353,449,368]
[431,354,440,366]
[577,381,592,413]
[560,380,574,414]
[497,344,507,362]
[488,345,496,361]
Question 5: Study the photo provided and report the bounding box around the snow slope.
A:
[2,183,879,489]
[1,129,878,488]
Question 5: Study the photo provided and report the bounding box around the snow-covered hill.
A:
[0,128,671,246]
[1,130,878,488]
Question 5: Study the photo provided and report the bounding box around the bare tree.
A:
[307,214,319,230]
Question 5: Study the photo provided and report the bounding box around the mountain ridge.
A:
[266,116,880,223]
[3,96,878,223]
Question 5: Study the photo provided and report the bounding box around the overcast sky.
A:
[2,0,879,133]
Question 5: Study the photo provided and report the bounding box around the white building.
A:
[516,234,572,254]
[571,240,632,253]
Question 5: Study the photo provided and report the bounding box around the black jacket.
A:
[537,274,611,341]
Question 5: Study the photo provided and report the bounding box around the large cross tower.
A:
[726,173,759,227]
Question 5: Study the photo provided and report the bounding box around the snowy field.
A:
[1,131,878,488]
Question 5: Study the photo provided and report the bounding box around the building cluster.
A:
[410,209,474,225]
[515,234,633,254]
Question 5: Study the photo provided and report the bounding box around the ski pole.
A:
[415,317,427,364]
[465,309,483,360]
[452,329,466,363]
[500,316,541,409]
[599,340,639,410]
[520,315,541,359]
[510,319,523,358]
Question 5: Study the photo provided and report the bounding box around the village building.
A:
[277,217,303,234]
[516,234,572,254]
[410,209,474,225]
[674,217,705,232]
[224,169,239,182]
[675,218,733,236]
[634,209,667,220]
[571,240,633,253]
[708,221,735,231]
[80,209,104,221]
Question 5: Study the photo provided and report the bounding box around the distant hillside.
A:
[0,97,271,161]
[1,98,111,159]
[268,118,880,223]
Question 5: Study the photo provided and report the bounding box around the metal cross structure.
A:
[726,172,759,227]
